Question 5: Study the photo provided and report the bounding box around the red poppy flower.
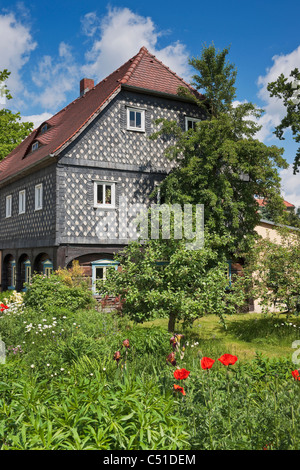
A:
[0,304,8,312]
[292,369,300,380]
[166,352,176,366]
[173,384,186,395]
[201,356,215,370]
[123,339,130,349]
[174,368,190,380]
[218,354,238,366]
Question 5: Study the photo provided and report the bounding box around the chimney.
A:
[80,78,94,96]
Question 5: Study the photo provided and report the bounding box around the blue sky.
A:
[0,0,300,206]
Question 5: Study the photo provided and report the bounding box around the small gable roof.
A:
[0,47,204,185]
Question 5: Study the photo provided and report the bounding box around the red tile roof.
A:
[256,198,295,209]
[0,46,203,185]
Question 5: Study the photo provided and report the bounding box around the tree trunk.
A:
[168,312,176,333]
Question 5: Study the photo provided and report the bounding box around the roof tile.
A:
[0,47,202,184]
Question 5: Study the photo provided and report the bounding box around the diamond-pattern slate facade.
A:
[0,47,206,291]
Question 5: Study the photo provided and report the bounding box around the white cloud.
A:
[256,46,300,142]
[20,112,53,130]
[0,12,36,97]
[30,41,79,111]
[80,11,101,38]
[280,165,300,209]
[81,7,191,82]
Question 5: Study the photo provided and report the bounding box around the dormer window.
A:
[40,124,48,134]
[31,141,39,152]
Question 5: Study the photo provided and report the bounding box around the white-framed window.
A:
[91,259,119,293]
[31,141,39,152]
[5,195,12,218]
[19,190,26,214]
[185,116,201,131]
[126,107,145,131]
[35,183,43,211]
[94,181,116,208]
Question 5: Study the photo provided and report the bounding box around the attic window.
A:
[40,123,48,134]
[31,141,39,152]
[127,107,145,132]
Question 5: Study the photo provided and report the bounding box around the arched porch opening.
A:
[2,254,16,291]
[33,253,53,277]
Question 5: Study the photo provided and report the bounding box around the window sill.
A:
[126,127,145,133]
[94,205,116,210]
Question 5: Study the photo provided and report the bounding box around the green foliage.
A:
[267,67,300,174]
[0,368,190,450]
[238,228,300,315]
[24,272,95,312]
[0,297,300,450]
[183,42,238,118]
[100,239,246,332]
[151,44,288,254]
[0,70,33,161]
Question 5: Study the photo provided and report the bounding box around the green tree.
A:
[151,44,288,256]
[0,69,33,160]
[180,43,237,118]
[267,68,300,174]
[238,227,300,315]
[100,238,246,332]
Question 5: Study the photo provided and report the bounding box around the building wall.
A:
[56,89,205,255]
[252,221,297,313]
[0,89,205,289]
[0,163,57,250]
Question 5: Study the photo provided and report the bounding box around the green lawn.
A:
[139,311,300,361]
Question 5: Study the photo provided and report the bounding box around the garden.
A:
[0,261,299,451]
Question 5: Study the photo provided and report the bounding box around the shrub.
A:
[24,273,95,312]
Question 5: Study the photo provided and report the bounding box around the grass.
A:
[137,312,300,361]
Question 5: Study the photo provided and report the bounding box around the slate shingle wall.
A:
[57,90,205,246]
[0,164,56,250]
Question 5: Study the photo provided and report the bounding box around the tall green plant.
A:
[100,238,246,332]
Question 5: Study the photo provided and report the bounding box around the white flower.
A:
[47,364,50,367]
[30,364,35,368]
[60,368,64,371]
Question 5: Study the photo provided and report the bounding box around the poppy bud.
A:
[123,339,130,349]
